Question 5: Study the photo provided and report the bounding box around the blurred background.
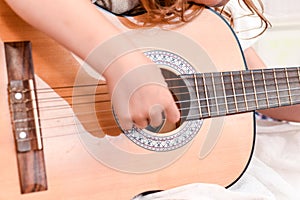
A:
[253,0,300,68]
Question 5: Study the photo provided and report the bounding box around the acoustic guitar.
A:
[1,1,295,199]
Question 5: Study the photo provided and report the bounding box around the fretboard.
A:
[180,67,300,120]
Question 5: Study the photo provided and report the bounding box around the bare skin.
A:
[5,0,299,130]
[4,0,179,130]
[244,47,300,122]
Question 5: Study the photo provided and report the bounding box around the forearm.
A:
[245,47,300,122]
[5,0,120,59]
[5,0,155,82]
[4,0,180,129]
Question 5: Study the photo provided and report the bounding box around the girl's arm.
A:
[245,47,300,122]
[4,0,180,129]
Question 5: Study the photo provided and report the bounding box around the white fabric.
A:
[136,120,300,200]
[132,1,300,200]
[94,0,264,51]
[91,0,139,14]
[85,1,300,199]
[225,0,265,50]
[36,73,300,200]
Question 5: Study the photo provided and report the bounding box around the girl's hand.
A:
[103,53,180,131]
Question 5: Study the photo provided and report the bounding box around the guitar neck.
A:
[180,67,300,119]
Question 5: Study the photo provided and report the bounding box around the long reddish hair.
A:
[120,0,270,35]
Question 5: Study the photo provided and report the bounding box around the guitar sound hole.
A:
[120,50,203,152]
[144,68,190,133]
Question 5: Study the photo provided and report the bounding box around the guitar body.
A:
[0,1,254,199]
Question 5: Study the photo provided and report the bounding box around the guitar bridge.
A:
[5,41,47,194]
[8,79,43,152]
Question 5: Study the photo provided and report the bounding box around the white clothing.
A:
[89,1,299,199]
[133,1,300,199]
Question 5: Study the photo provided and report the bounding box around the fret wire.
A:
[202,73,211,116]
[13,68,300,131]
[190,86,300,100]
[172,76,298,96]
[250,70,259,109]
[230,71,239,112]
[193,73,202,118]
[22,82,300,114]
[58,91,300,121]
[220,72,229,114]
[186,91,300,115]
[211,73,219,116]
[156,69,298,118]
[186,71,300,89]
[28,92,300,135]
[273,68,281,106]
[31,70,300,103]
[240,71,248,111]
[19,93,300,136]
[285,68,293,104]
[192,86,299,106]
[261,69,270,108]
[32,68,300,95]
[23,68,300,119]
[39,76,300,103]
[187,96,300,120]
[297,68,300,103]
[18,85,300,124]
[201,68,298,82]
[179,69,300,117]
[32,91,300,131]
[191,76,298,96]
[297,68,300,85]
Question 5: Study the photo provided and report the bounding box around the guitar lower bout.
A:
[0,3,255,199]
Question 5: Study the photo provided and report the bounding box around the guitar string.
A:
[27,88,283,131]
[35,75,300,112]
[13,92,298,143]
[41,87,300,123]
[10,75,300,121]
[12,83,298,121]
[12,86,300,135]
[13,71,300,104]
[12,71,300,140]
[9,69,299,136]
[28,67,297,92]
[32,69,298,93]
